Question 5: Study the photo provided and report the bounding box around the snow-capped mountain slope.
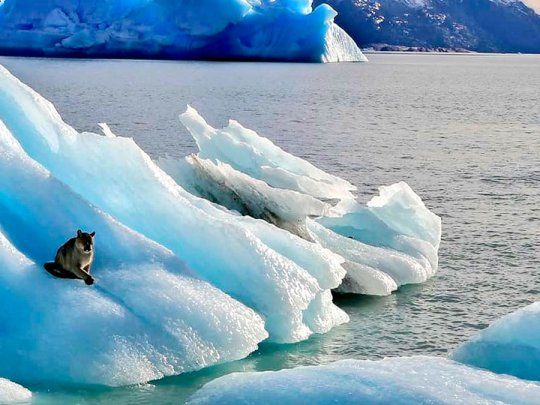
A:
[315,0,540,53]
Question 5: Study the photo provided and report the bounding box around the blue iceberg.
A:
[0,64,441,386]
[0,64,349,351]
[0,119,268,386]
[161,107,441,296]
[452,302,540,382]
[188,356,540,404]
[0,0,366,62]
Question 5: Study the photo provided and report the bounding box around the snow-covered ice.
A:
[0,0,367,62]
[0,378,31,404]
[188,356,540,404]
[452,302,540,382]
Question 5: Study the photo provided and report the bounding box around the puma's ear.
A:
[77,229,82,237]
[90,231,96,238]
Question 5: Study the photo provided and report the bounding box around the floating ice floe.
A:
[0,378,31,404]
[0,0,367,62]
[188,356,540,404]
[163,106,442,295]
[0,63,440,386]
[0,64,348,350]
[0,120,267,386]
[452,302,540,382]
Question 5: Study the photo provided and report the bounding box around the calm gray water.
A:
[1,54,539,404]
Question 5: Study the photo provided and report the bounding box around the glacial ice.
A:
[188,356,540,404]
[452,302,540,382]
[0,64,348,345]
[0,0,367,62]
[0,63,441,386]
[170,106,441,295]
[159,155,331,240]
[0,378,31,404]
[178,106,357,202]
[0,120,268,386]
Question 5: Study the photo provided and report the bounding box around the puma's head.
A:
[76,229,95,253]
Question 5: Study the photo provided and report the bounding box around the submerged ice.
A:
[0,63,440,386]
[0,0,367,62]
[189,356,540,404]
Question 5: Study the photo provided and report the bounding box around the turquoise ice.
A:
[452,302,540,381]
[0,64,443,387]
[188,356,540,404]
[0,0,367,62]
[166,106,442,295]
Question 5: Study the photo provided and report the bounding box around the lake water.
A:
[1,53,538,404]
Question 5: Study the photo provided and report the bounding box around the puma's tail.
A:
[43,262,79,279]
[43,262,58,271]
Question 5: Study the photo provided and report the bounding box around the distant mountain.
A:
[314,0,540,53]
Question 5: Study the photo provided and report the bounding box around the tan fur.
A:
[54,230,95,284]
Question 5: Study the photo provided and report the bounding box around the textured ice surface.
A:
[452,302,540,381]
[159,155,330,239]
[0,120,267,386]
[0,64,348,345]
[189,356,540,404]
[0,0,366,62]
[179,106,357,201]
[171,106,441,296]
[0,378,31,404]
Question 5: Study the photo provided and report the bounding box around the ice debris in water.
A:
[452,301,540,382]
[0,378,31,404]
[188,356,540,404]
[0,0,367,62]
[162,106,442,296]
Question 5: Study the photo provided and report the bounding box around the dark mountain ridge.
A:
[315,0,540,53]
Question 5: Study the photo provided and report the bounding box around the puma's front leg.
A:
[72,266,94,285]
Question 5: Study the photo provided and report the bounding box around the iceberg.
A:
[0,378,31,404]
[159,155,332,240]
[452,302,540,382]
[165,106,441,295]
[0,63,439,385]
[0,0,367,62]
[188,356,540,404]
[0,64,348,346]
[0,120,268,386]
